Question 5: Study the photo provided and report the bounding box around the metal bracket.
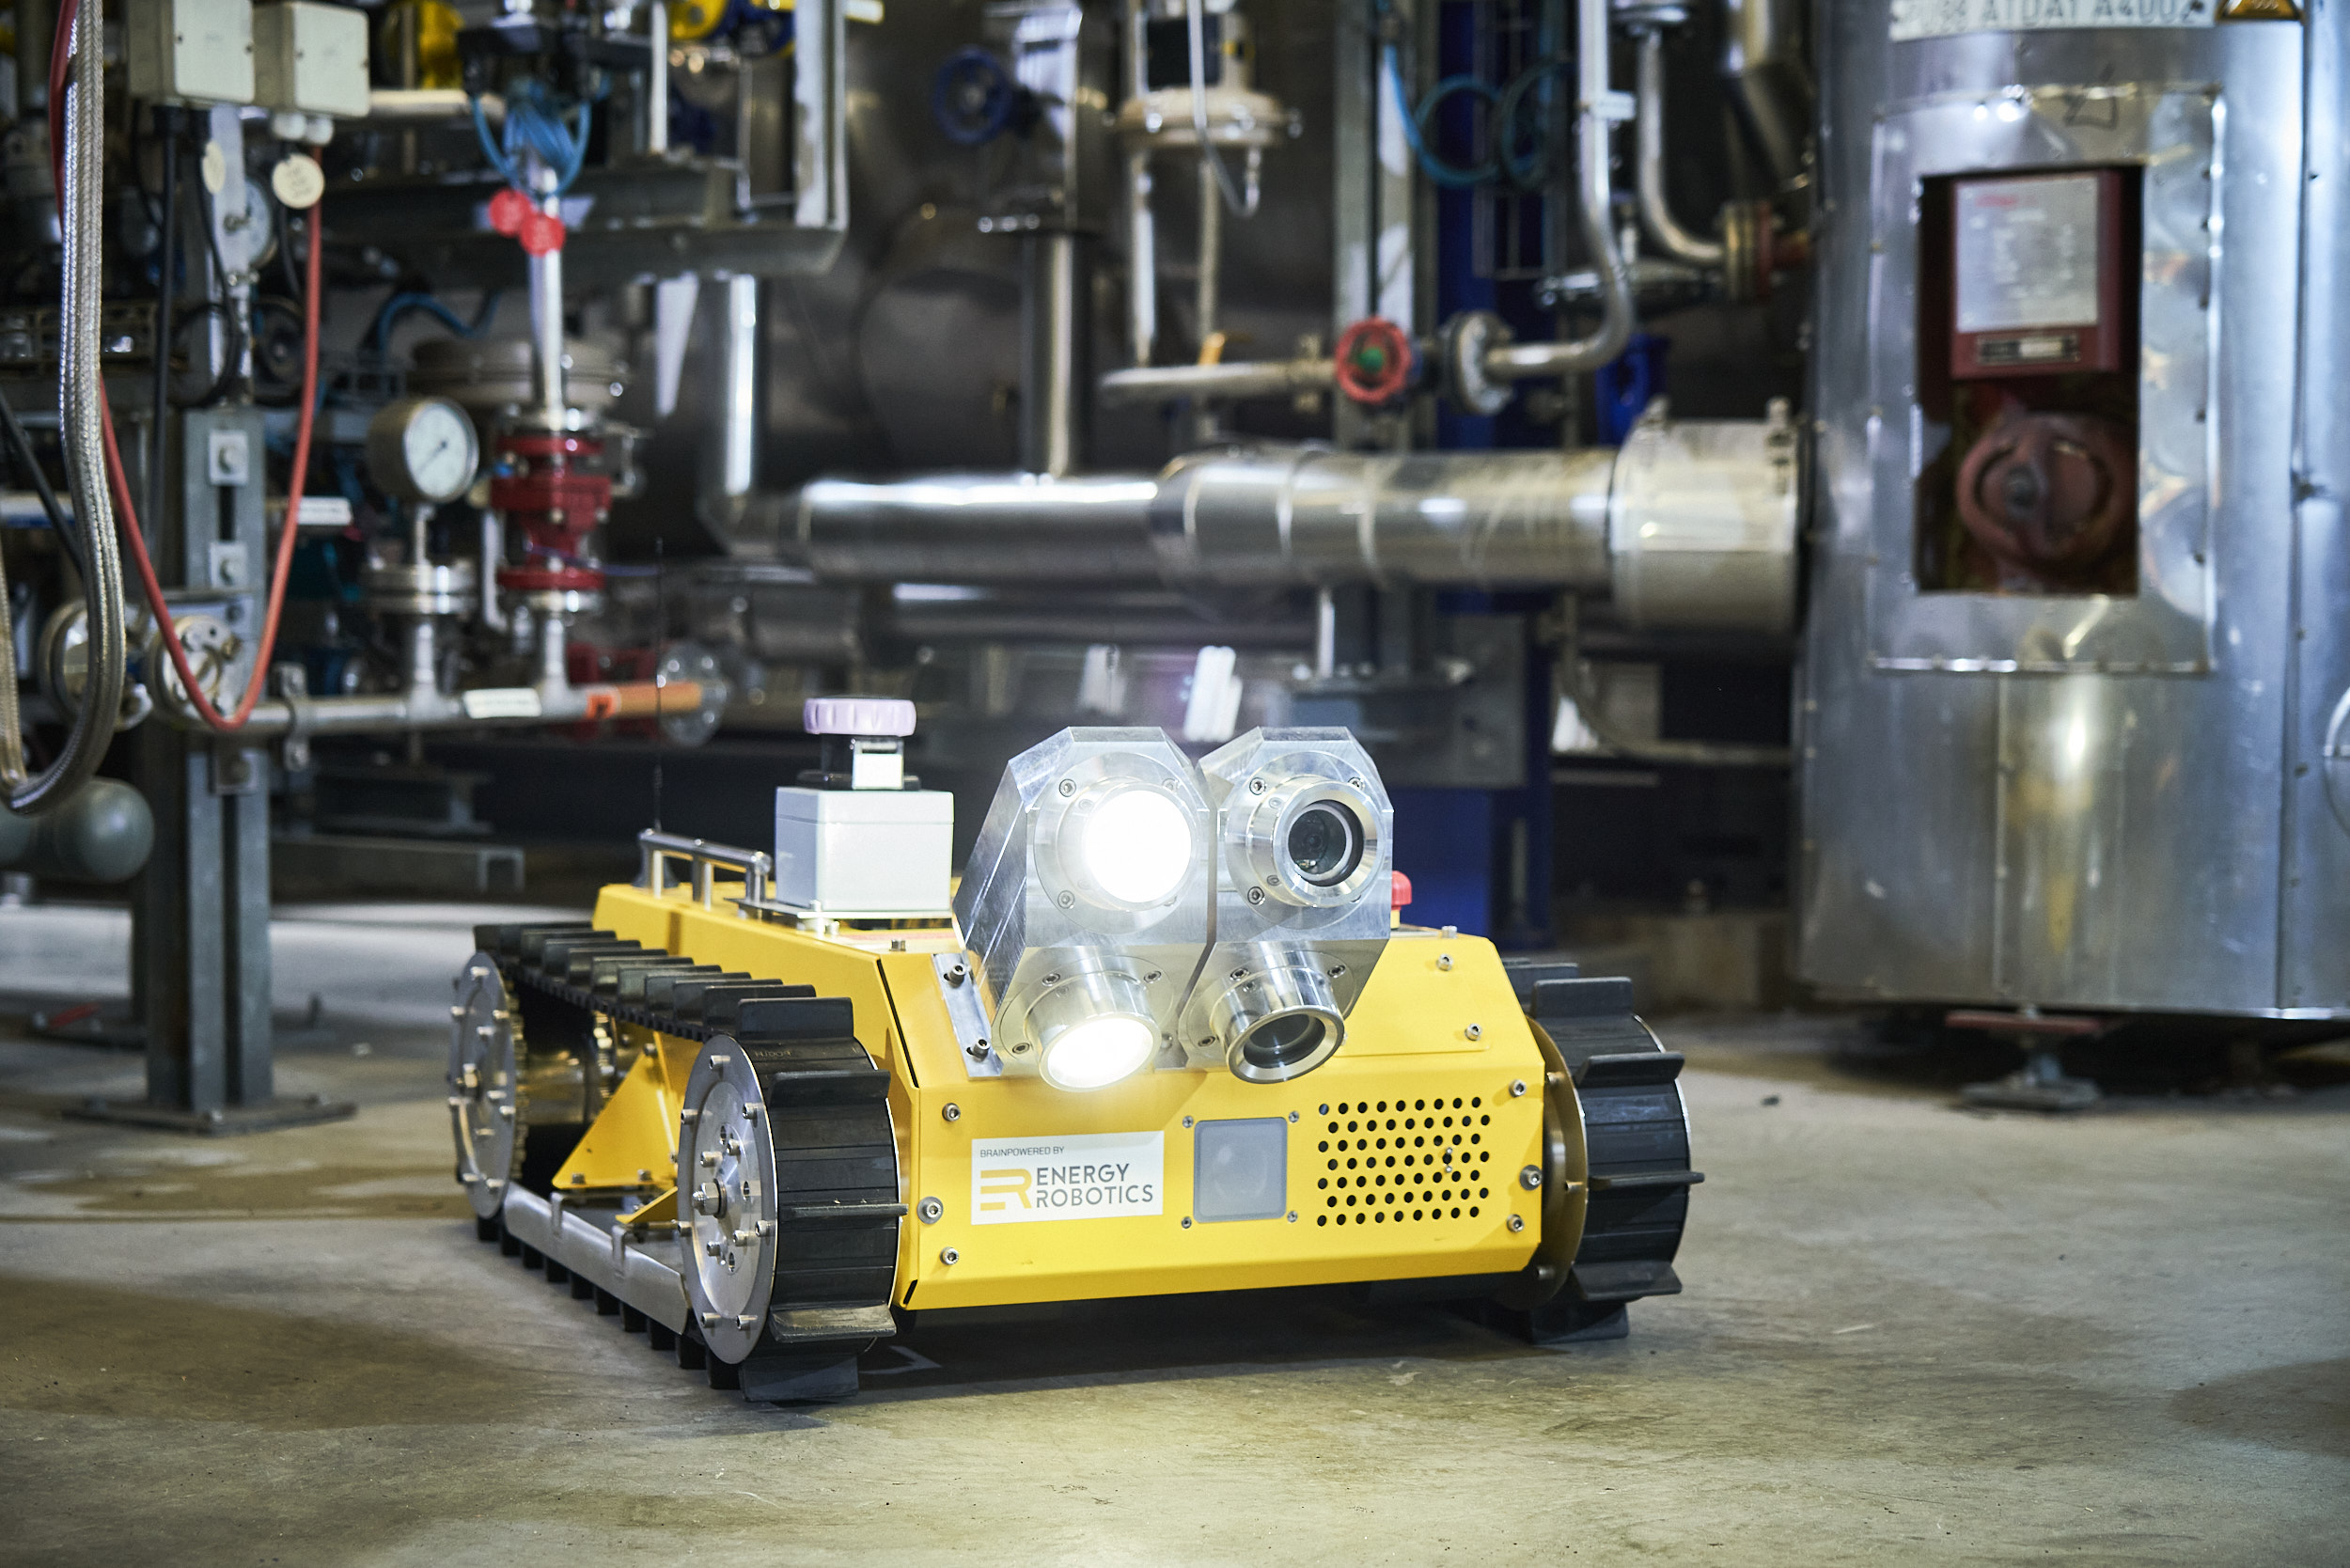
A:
[210,742,264,796]
[934,952,1001,1077]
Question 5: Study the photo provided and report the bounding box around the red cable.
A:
[49,0,321,734]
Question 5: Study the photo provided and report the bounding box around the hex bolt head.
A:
[946,963,967,985]
[1248,777,1267,794]
[1058,778,1076,797]
[1246,887,1266,905]
[1508,1215,1527,1232]
[1181,1216,1193,1230]
[918,1197,944,1223]
[942,1102,962,1122]
[1436,953,1453,971]
[1058,890,1076,909]
[1510,1079,1528,1097]
[1287,1111,1299,1123]
[939,1247,961,1265]
[1519,1165,1543,1190]
[1465,1024,1482,1042]
[1182,1115,1195,1128]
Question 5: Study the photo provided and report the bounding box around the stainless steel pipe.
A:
[1099,356,1335,406]
[1480,0,1634,384]
[1635,32,1724,268]
[1020,233,1086,478]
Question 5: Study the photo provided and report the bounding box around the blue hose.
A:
[470,79,594,196]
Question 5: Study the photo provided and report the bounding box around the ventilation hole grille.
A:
[1307,1097,1494,1229]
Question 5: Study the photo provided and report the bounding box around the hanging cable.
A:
[6,0,124,811]
[41,0,322,737]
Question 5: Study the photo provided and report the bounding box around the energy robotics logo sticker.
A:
[970,1131,1165,1225]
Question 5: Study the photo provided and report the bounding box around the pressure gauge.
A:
[366,397,480,505]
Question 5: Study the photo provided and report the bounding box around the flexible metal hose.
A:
[2,0,124,814]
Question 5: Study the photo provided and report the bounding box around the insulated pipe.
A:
[1634,32,1723,268]
[782,475,1165,583]
[788,448,1618,589]
[1152,447,1618,588]
[1480,0,1633,384]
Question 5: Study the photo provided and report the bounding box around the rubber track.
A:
[1505,964,1701,1307]
[469,922,904,1392]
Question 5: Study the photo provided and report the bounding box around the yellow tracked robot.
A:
[446,706,1699,1402]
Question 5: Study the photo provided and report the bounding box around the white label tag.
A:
[1890,0,2213,39]
[461,687,543,720]
[1956,175,2102,332]
[970,1132,1164,1225]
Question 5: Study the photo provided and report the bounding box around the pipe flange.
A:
[1720,200,1776,305]
[1440,310,1514,417]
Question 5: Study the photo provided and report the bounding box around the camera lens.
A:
[1285,802,1363,886]
[1240,1011,1327,1073]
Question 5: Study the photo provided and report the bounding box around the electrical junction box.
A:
[775,786,954,913]
[254,2,371,120]
[126,0,256,107]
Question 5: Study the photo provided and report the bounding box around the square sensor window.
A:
[1193,1117,1288,1223]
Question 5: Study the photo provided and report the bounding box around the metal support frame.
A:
[70,404,352,1135]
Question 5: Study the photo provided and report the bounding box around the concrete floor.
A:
[1,900,2345,1566]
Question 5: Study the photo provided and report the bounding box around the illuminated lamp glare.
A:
[1040,1013,1156,1091]
[1080,787,1193,905]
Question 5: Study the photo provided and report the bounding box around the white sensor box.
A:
[776,787,954,914]
[127,0,256,107]
[254,2,370,119]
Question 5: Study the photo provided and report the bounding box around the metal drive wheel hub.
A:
[446,951,520,1220]
[682,1038,780,1366]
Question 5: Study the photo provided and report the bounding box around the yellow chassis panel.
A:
[588,883,1544,1311]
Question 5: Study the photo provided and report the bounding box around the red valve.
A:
[1390,870,1414,911]
[488,187,533,236]
[518,210,566,256]
[1335,317,1415,406]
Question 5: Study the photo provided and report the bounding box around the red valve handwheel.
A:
[1335,317,1415,406]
